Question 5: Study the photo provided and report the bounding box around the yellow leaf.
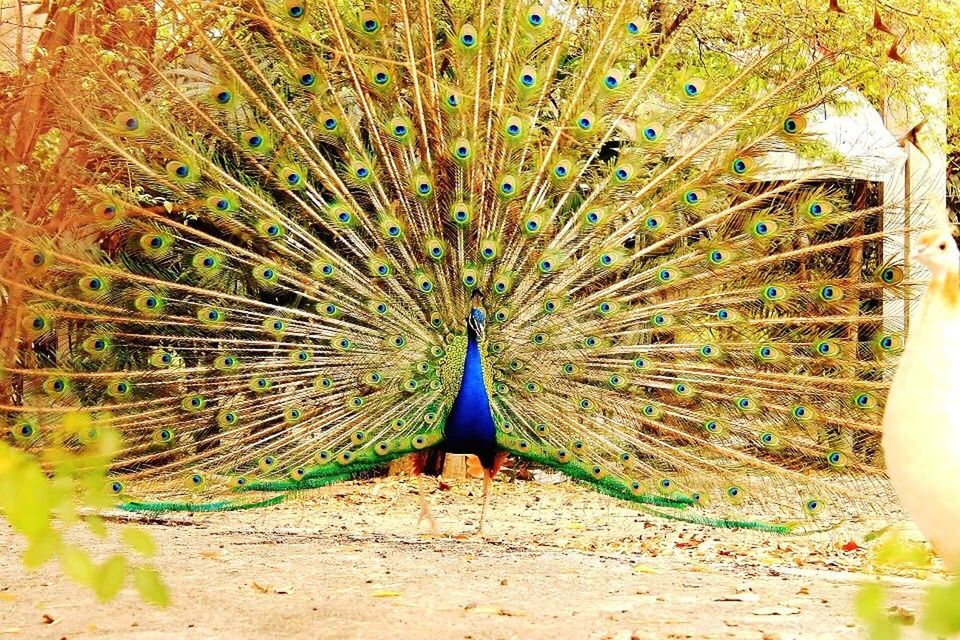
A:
[22,530,61,568]
[133,566,169,607]
[60,545,95,587]
[122,527,157,556]
[372,590,402,597]
[86,515,108,539]
[633,564,658,574]
[94,555,127,602]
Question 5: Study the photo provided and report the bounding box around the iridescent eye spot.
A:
[323,117,337,130]
[125,117,139,130]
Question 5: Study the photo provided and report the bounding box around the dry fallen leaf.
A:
[632,564,658,574]
[714,594,760,602]
[372,590,402,597]
[464,604,527,617]
[751,606,801,616]
[887,605,915,625]
[251,581,272,593]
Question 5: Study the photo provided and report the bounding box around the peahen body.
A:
[882,227,960,568]
[2,0,909,535]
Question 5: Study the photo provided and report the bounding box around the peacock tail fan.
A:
[2,0,907,532]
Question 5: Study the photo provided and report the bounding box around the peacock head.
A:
[468,289,487,341]
[912,226,959,277]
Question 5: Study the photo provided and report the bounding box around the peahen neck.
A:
[443,328,497,467]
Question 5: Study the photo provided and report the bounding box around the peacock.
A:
[2,0,909,537]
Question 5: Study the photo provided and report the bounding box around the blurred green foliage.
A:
[857,530,960,639]
[0,413,167,605]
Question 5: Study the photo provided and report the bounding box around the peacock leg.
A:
[416,474,440,535]
[477,469,492,536]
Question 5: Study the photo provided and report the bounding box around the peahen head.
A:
[468,290,486,341]
[912,226,959,278]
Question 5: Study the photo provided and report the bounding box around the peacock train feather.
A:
[1,0,907,534]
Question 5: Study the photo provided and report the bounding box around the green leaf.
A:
[873,532,933,569]
[921,579,960,636]
[86,515,108,538]
[855,582,900,640]
[94,555,127,602]
[22,530,61,568]
[133,566,170,607]
[60,545,96,587]
[122,526,157,556]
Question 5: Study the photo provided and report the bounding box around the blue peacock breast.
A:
[444,332,497,460]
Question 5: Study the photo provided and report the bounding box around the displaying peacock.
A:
[2,0,908,537]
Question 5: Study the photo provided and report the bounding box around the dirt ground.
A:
[0,475,944,640]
